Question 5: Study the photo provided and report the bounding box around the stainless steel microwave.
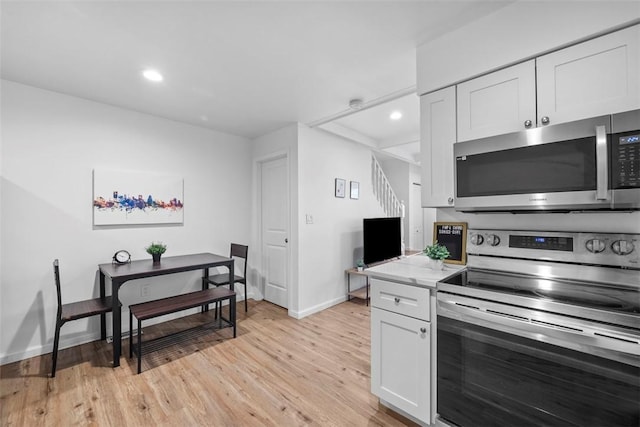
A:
[454,109,640,212]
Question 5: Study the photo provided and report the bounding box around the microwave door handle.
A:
[595,125,608,200]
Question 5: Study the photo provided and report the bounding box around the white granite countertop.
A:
[365,253,465,288]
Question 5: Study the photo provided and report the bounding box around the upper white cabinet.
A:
[456,24,639,142]
[537,25,639,125]
[420,86,456,207]
[457,60,536,142]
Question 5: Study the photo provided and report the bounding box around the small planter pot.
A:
[152,253,162,264]
[428,258,444,270]
[357,266,364,272]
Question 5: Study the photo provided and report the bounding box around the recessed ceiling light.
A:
[390,111,403,120]
[142,69,163,82]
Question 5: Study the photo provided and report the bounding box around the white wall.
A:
[296,125,385,318]
[417,1,640,94]
[0,80,252,364]
[408,165,427,251]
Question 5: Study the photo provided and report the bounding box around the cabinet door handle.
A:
[394,297,400,303]
[541,116,550,125]
[524,119,533,128]
[420,327,427,333]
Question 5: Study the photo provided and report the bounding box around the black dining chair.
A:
[51,259,114,377]
[204,243,249,314]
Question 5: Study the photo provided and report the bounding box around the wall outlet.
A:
[141,284,150,297]
[306,214,314,224]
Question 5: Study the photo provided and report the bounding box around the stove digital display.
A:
[509,235,573,251]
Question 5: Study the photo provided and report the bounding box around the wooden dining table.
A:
[98,252,234,367]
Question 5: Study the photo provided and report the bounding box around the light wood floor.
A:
[1,300,416,426]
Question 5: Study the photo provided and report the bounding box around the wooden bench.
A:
[129,287,236,374]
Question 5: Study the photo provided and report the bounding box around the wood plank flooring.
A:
[1,300,416,426]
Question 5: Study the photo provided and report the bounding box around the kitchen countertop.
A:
[365,253,465,288]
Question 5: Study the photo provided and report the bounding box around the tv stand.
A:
[346,267,371,305]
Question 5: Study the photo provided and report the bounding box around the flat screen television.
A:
[363,217,402,265]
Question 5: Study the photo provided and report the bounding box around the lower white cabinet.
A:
[371,306,431,424]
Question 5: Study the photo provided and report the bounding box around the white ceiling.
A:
[319,91,422,163]
[1,1,512,149]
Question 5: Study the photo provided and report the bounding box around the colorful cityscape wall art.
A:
[93,169,184,225]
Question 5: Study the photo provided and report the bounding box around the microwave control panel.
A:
[612,131,639,188]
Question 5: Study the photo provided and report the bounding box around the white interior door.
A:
[260,156,289,308]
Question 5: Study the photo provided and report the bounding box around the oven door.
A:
[436,293,640,427]
[454,115,611,212]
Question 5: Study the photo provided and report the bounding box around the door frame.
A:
[254,149,293,314]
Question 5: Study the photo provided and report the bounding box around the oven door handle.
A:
[437,295,640,367]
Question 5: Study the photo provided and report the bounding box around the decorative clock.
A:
[112,250,131,265]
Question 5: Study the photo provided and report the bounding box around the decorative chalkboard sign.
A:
[433,222,467,265]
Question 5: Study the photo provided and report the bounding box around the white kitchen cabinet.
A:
[370,278,432,425]
[537,24,639,126]
[456,60,536,142]
[420,86,456,207]
[456,24,639,142]
[370,278,430,320]
[371,307,431,424]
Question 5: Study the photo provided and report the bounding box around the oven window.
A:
[456,137,596,197]
[437,316,639,427]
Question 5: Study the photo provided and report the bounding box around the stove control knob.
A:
[585,239,606,253]
[611,240,635,255]
[470,234,484,246]
[486,234,501,246]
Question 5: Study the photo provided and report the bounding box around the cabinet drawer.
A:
[370,278,430,321]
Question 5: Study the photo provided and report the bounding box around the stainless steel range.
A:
[436,229,640,427]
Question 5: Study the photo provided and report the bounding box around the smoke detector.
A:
[349,98,364,110]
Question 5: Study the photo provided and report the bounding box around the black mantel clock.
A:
[112,250,131,265]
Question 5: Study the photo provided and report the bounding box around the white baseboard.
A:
[289,295,347,319]
[1,330,102,366]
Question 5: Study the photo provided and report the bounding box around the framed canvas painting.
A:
[93,169,184,225]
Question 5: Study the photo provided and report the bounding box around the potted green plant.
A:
[146,242,167,263]
[356,259,365,272]
[423,241,450,270]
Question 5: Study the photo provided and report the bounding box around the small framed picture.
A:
[335,178,346,198]
[350,181,359,199]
